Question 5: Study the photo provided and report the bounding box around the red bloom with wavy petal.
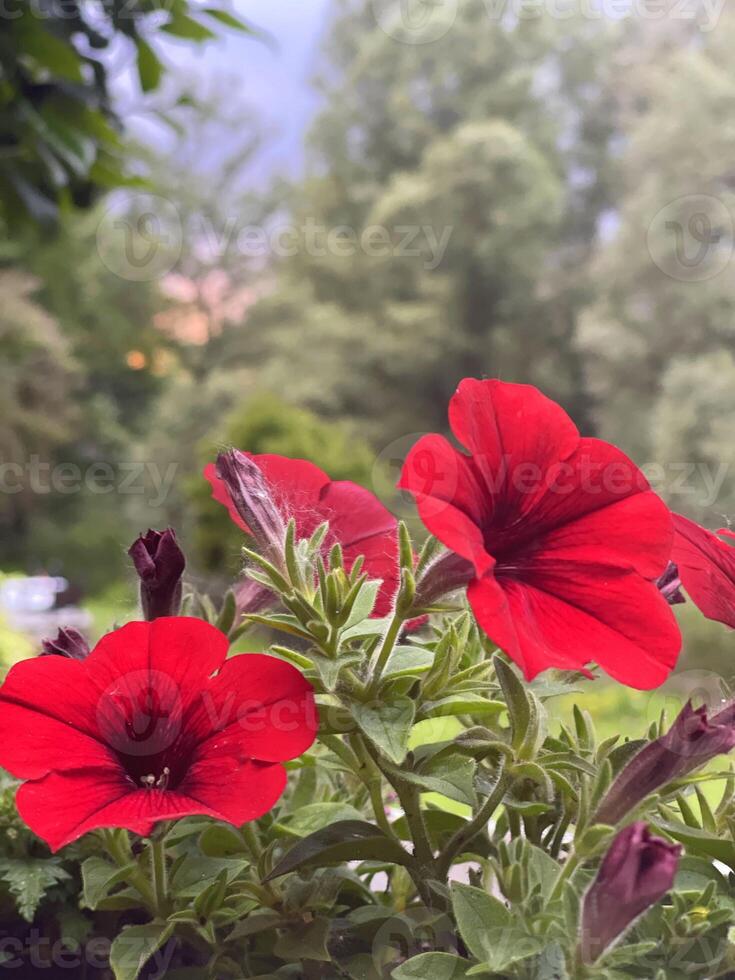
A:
[671,513,735,629]
[205,453,399,616]
[0,617,316,851]
[399,379,680,689]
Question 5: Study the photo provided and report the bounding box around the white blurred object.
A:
[0,576,91,640]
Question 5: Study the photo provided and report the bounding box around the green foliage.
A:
[246,0,622,440]
[0,858,69,922]
[0,0,258,226]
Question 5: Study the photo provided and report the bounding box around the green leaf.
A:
[0,858,69,922]
[274,916,331,962]
[494,656,531,753]
[202,7,257,31]
[171,856,247,899]
[393,952,475,979]
[136,38,164,93]
[81,856,134,910]
[162,13,216,41]
[405,753,478,807]
[342,615,390,641]
[109,922,173,980]
[424,696,505,719]
[342,579,380,628]
[385,645,435,678]
[451,883,543,972]
[228,909,283,941]
[16,23,83,82]
[277,802,365,837]
[198,824,249,857]
[534,942,570,979]
[655,821,735,869]
[265,821,411,880]
[353,698,415,764]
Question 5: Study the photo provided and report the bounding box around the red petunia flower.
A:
[205,453,400,616]
[398,378,681,689]
[0,617,316,851]
[670,513,735,630]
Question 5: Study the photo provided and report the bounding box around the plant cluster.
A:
[1,378,735,979]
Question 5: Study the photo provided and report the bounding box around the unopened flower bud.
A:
[40,627,90,660]
[595,701,735,826]
[413,551,474,609]
[656,561,685,605]
[580,822,680,963]
[128,528,185,620]
[215,450,287,567]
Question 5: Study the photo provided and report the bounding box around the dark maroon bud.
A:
[580,823,680,963]
[656,561,686,605]
[595,701,735,826]
[40,627,90,660]
[128,528,185,620]
[413,551,474,609]
[235,577,277,616]
[215,450,286,568]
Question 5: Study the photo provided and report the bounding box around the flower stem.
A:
[437,764,510,878]
[241,821,262,865]
[367,608,407,696]
[359,736,438,905]
[352,735,399,841]
[548,848,582,904]
[101,829,157,913]
[150,835,169,917]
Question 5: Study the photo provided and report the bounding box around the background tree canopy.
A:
[2,0,735,676]
[0,0,259,225]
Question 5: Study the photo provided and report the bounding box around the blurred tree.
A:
[244,0,624,442]
[0,270,76,553]
[577,4,735,521]
[0,208,174,591]
[0,0,261,226]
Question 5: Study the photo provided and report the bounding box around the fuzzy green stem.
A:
[241,821,262,863]
[359,736,439,905]
[150,835,169,917]
[367,608,407,696]
[548,848,583,904]
[437,765,510,878]
[352,735,399,841]
[101,829,157,913]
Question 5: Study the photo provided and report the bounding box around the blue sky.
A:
[117,1,334,184]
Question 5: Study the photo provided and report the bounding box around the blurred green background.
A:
[1,0,734,735]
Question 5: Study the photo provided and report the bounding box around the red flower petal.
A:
[85,617,228,715]
[319,480,397,547]
[401,379,681,687]
[448,378,579,498]
[178,755,287,824]
[18,759,287,852]
[672,513,735,629]
[0,654,117,779]
[398,434,493,576]
[469,564,680,689]
[187,653,318,762]
[0,701,115,780]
